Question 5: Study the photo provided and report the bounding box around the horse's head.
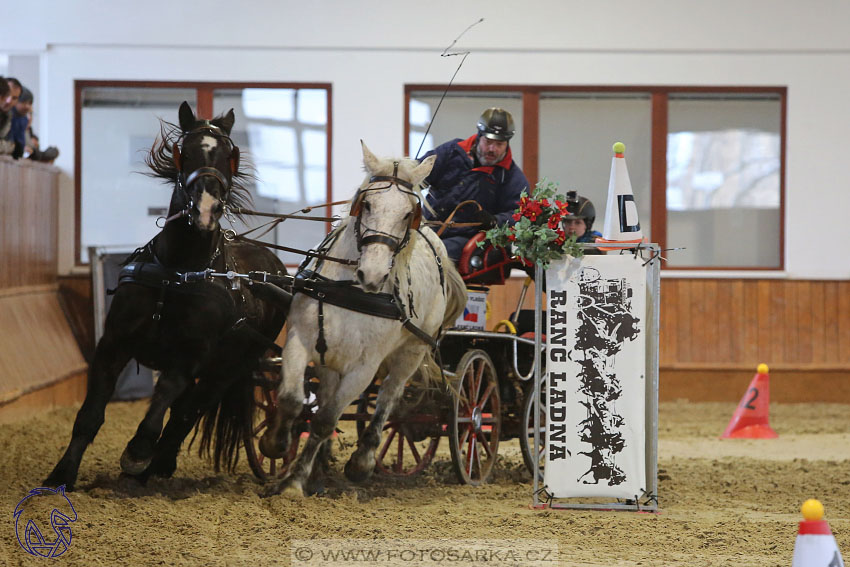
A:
[170,101,240,231]
[352,142,435,292]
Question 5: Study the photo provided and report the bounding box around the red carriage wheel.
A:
[449,349,501,485]
[243,380,300,481]
[355,391,441,476]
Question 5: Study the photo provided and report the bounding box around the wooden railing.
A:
[0,158,87,417]
[0,157,59,288]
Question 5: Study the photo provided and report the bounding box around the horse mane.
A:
[144,119,255,218]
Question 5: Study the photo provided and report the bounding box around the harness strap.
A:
[359,233,403,250]
[236,234,359,266]
[416,228,445,293]
[316,298,328,365]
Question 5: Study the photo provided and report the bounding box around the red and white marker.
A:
[792,499,844,567]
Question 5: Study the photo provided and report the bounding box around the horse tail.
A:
[194,371,254,473]
[442,260,467,329]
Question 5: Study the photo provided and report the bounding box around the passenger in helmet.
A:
[562,190,603,254]
[419,107,529,262]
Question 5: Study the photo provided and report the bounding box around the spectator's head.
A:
[561,190,596,238]
[474,107,514,166]
[2,78,22,112]
[16,87,33,115]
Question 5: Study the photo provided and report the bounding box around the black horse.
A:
[45,102,289,490]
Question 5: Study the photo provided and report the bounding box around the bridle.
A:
[351,161,422,254]
[162,122,239,227]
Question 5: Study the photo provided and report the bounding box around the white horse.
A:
[259,142,467,496]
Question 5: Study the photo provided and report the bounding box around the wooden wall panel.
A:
[58,274,96,361]
[0,157,59,289]
[0,286,87,403]
[660,278,850,369]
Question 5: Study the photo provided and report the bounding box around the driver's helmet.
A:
[564,190,596,232]
[476,107,515,141]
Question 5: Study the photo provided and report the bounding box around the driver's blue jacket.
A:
[421,135,529,240]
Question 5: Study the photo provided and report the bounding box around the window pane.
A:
[539,94,652,239]
[302,130,326,167]
[242,88,294,121]
[667,96,781,268]
[80,87,198,262]
[297,89,328,125]
[408,92,523,166]
[214,87,330,265]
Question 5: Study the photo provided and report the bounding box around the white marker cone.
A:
[600,142,643,244]
[792,499,844,567]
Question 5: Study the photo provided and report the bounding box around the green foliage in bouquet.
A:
[482,179,584,268]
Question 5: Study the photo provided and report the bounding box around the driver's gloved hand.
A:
[472,209,497,230]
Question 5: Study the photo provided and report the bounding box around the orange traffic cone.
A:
[721,363,778,439]
[792,499,845,567]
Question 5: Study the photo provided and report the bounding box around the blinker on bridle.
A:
[352,161,423,253]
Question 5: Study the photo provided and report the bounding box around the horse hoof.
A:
[258,433,285,459]
[148,458,177,479]
[261,478,304,499]
[343,456,375,483]
[120,448,151,475]
[44,462,77,491]
[43,473,74,492]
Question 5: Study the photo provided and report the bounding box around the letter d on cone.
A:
[721,363,778,439]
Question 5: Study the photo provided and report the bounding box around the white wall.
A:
[3,0,849,278]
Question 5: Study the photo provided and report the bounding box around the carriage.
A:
[241,231,545,487]
[45,104,544,494]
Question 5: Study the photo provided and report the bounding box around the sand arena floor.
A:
[1,400,848,566]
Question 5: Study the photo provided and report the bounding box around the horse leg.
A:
[258,340,310,460]
[120,368,193,475]
[145,364,249,479]
[44,334,133,490]
[140,383,200,480]
[344,348,426,482]
[268,364,377,497]
[302,366,340,495]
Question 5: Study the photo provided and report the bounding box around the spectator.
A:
[8,86,33,159]
[562,190,603,254]
[0,77,22,156]
[420,107,529,262]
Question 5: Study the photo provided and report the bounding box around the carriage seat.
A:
[456,233,521,285]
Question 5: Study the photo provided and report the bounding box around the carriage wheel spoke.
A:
[252,418,269,436]
[458,423,472,449]
[465,435,477,476]
[475,429,495,458]
[404,433,422,463]
[378,425,399,462]
[473,362,486,402]
[478,382,497,408]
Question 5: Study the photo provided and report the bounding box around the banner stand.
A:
[532,242,660,513]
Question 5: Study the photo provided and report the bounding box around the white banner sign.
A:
[544,255,646,498]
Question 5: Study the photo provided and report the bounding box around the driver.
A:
[420,107,529,262]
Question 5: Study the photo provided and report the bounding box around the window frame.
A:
[404,84,786,271]
[74,80,333,266]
